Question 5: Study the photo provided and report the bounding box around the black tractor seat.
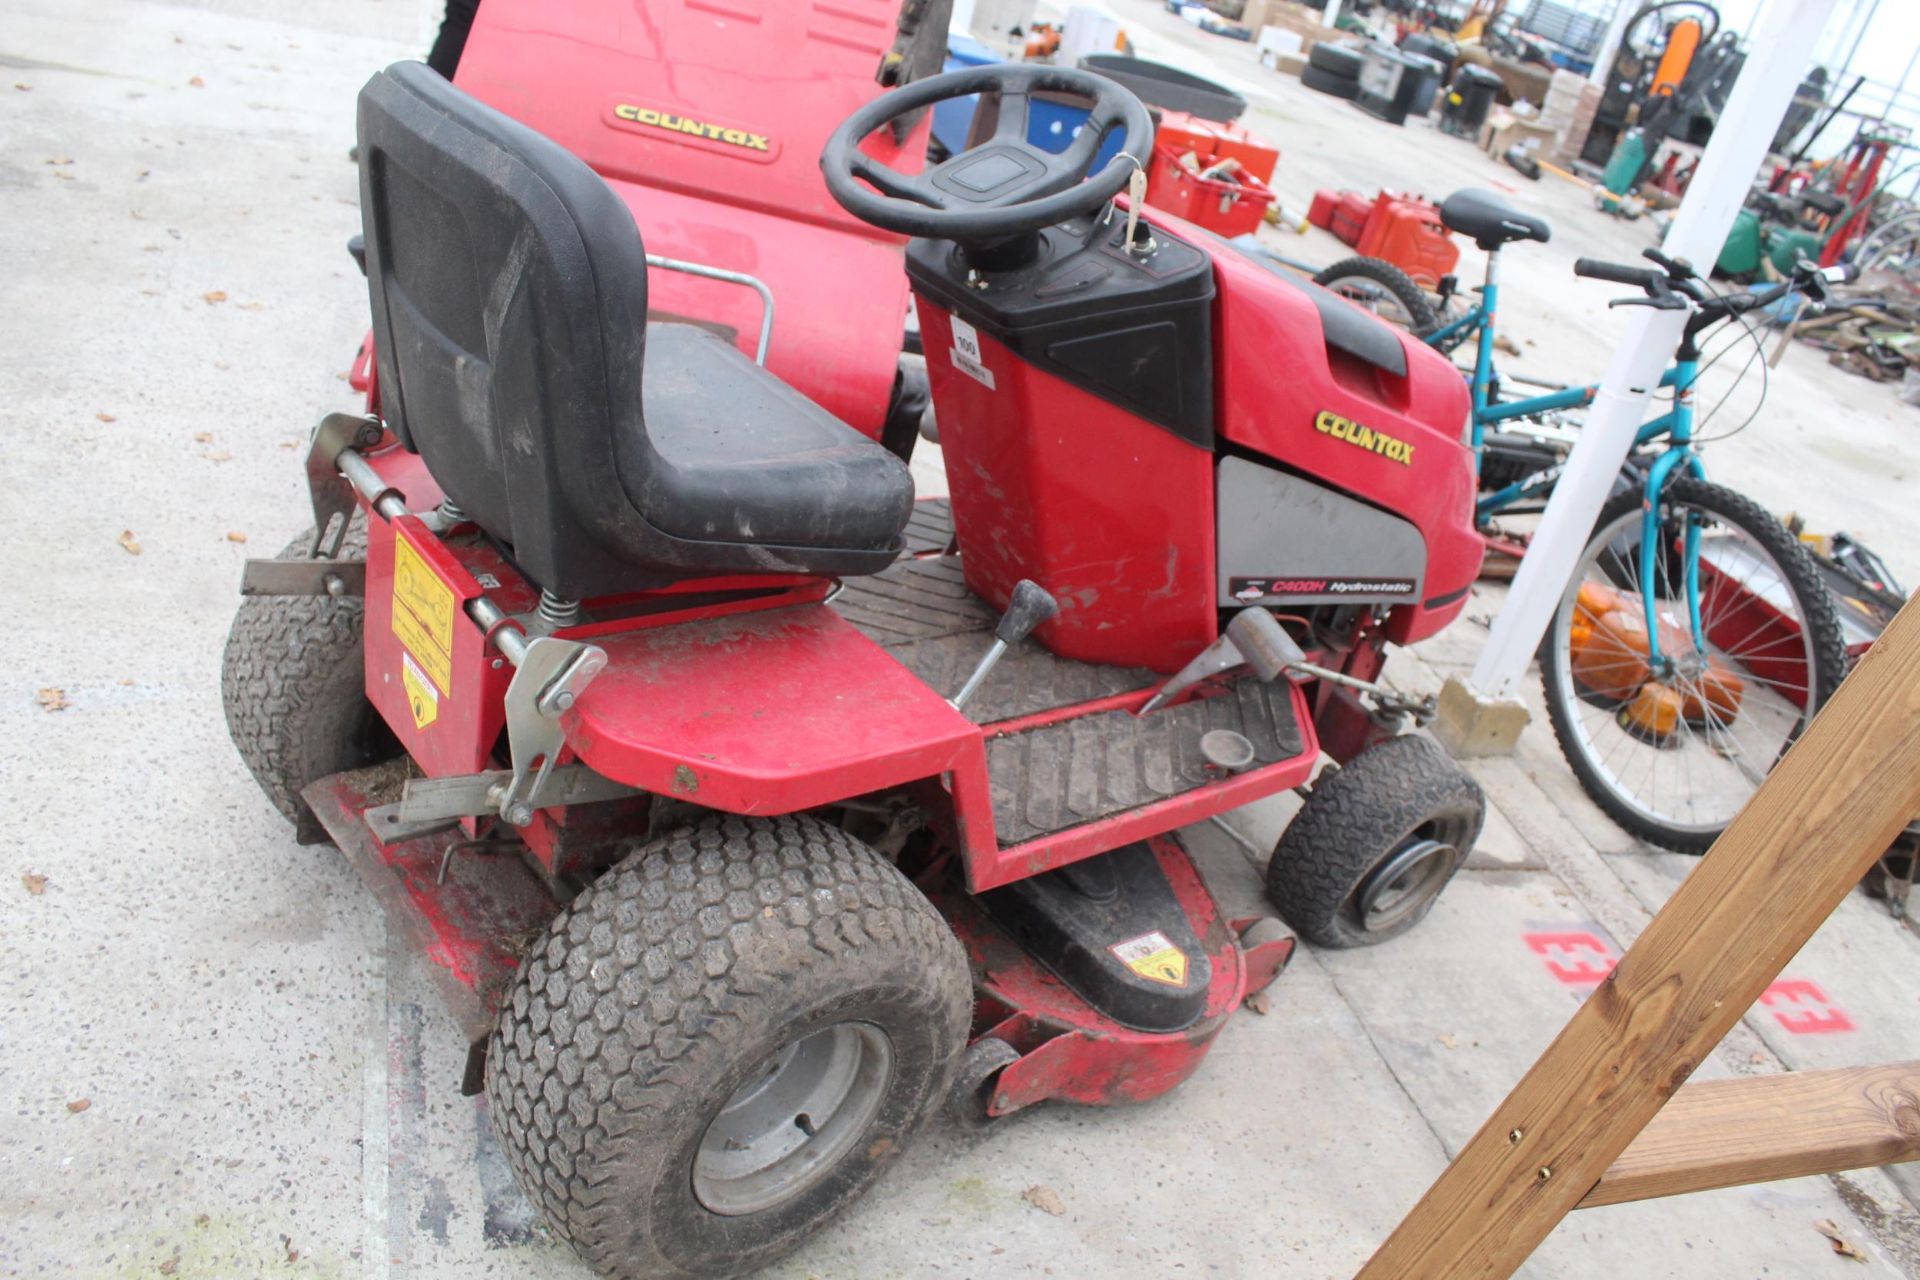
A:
[355,61,912,600]
[1440,188,1552,251]
[641,323,911,549]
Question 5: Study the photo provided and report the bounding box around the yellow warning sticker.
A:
[391,535,454,694]
[1110,930,1189,988]
[400,651,440,730]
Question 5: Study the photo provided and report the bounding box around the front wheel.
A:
[1312,256,1440,336]
[1540,477,1849,853]
[1266,734,1484,948]
[485,814,971,1280]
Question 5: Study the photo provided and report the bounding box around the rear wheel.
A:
[1313,256,1440,335]
[221,520,397,842]
[1266,735,1484,948]
[486,814,971,1280]
[1540,478,1849,852]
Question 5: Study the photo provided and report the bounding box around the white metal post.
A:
[1322,0,1345,30]
[1587,0,1636,89]
[1460,0,1840,709]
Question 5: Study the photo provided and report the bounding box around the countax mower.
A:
[224,56,1489,1280]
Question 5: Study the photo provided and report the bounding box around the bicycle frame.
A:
[1439,247,1706,671]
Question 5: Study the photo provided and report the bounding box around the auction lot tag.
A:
[1111,930,1189,987]
[949,316,996,389]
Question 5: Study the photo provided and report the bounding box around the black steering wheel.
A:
[821,64,1155,243]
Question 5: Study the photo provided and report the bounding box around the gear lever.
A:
[951,580,1058,711]
[1140,609,1305,714]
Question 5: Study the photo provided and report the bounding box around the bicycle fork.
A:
[1637,444,1709,674]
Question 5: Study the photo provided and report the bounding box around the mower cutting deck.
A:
[227,55,1489,1280]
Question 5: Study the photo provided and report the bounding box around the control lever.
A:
[1640,247,1696,280]
[1141,609,1440,723]
[1140,609,1304,714]
[950,580,1058,711]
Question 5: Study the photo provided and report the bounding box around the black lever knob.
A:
[995,579,1059,646]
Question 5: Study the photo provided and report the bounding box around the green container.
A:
[1717,208,1764,278]
[1603,129,1647,195]
[1768,226,1821,275]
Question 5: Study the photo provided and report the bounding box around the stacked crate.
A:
[1555,78,1605,165]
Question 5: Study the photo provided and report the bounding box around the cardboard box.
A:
[1480,115,1560,158]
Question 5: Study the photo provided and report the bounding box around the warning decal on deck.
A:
[1110,930,1189,987]
[400,651,440,730]
[391,534,454,694]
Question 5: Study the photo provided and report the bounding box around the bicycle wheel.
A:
[1312,257,1440,335]
[1540,477,1848,853]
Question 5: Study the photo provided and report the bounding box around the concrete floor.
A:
[3,1,1919,1278]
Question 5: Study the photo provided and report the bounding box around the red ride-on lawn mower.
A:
[225,59,1487,1280]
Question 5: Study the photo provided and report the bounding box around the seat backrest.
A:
[357,60,656,596]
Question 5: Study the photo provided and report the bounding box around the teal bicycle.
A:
[1316,190,1849,851]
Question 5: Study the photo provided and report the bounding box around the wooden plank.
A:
[1578,1062,1920,1208]
[1358,594,1920,1280]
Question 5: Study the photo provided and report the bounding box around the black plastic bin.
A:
[1078,54,1247,122]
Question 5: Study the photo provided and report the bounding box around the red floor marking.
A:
[1521,931,1856,1033]
[1523,930,1617,984]
[1758,978,1856,1034]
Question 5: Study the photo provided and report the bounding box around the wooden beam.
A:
[1358,594,1920,1280]
[1578,1062,1920,1208]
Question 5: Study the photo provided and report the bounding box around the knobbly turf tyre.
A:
[1307,43,1364,77]
[1300,63,1362,100]
[1539,477,1849,855]
[485,814,972,1280]
[221,520,397,844]
[1312,256,1441,335]
[1266,735,1485,949]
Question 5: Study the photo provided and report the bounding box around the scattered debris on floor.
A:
[1814,1217,1870,1262]
[1022,1185,1067,1217]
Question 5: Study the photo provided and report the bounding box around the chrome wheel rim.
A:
[1354,834,1461,932]
[692,1022,894,1216]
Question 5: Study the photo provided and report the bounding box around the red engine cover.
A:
[1209,235,1480,644]
[452,0,929,435]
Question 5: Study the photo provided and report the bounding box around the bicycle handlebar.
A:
[1574,258,1665,289]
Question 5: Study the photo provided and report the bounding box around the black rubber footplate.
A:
[831,554,993,644]
[889,632,1158,724]
[902,498,955,556]
[988,680,1306,846]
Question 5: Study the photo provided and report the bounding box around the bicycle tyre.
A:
[1540,477,1849,853]
[1312,256,1440,335]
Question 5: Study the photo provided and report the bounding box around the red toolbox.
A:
[1147,144,1277,237]
[1355,190,1459,287]
[1154,109,1280,185]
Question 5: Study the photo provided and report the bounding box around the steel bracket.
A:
[499,636,608,827]
[305,412,385,556]
[239,557,367,598]
[365,763,642,843]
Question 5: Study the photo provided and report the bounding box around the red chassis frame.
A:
[311,444,1324,1106]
